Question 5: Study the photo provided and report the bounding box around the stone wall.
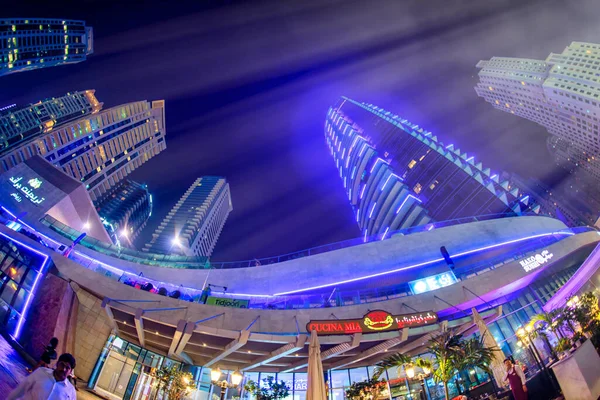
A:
[21,272,78,362]
[72,283,113,382]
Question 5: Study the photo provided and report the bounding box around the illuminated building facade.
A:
[0,90,102,151]
[475,42,600,181]
[0,18,93,77]
[0,97,167,202]
[143,176,232,257]
[94,179,152,247]
[326,97,540,236]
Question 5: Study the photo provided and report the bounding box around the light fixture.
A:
[525,325,533,333]
[120,229,128,238]
[423,367,431,375]
[172,236,181,246]
[517,328,525,337]
[210,368,222,382]
[83,222,90,230]
[406,366,415,379]
[231,370,243,386]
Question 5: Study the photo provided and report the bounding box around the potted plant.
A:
[244,376,290,400]
[373,353,413,380]
[555,337,572,359]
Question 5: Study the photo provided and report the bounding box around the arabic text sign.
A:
[9,176,45,206]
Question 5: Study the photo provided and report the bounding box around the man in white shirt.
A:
[8,353,77,400]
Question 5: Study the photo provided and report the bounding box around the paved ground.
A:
[0,334,103,399]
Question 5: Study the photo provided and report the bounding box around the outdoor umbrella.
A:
[306,329,328,400]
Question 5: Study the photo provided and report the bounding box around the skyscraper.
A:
[475,42,600,181]
[0,18,93,77]
[0,90,102,151]
[326,97,540,237]
[143,177,232,257]
[95,179,153,247]
[0,95,167,202]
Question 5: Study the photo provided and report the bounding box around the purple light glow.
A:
[273,230,575,296]
[358,143,367,157]
[370,158,382,173]
[369,203,377,218]
[395,194,420,214]
[381,227,390,240]
[0,231,50,339]
[381,174,393,191]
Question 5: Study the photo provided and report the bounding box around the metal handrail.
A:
[59,228,588,310]
[39,212,541,270]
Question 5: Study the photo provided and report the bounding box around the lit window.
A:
[408,160,417,169]
[414,183,422,194]
[488,86,493,91]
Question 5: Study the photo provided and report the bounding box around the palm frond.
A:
[374,353,412,379]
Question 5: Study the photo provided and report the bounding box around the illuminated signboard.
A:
[408,271,458,295]
[519,250,553,272]
[306,310,438,336]
[205,296,249,309]
[9,176,45,206]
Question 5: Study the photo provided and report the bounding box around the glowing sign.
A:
[520,250,553,272]
[28,178,42,189]
[409,271,458,295]
[307,310,438,336]
[9,176,45,205]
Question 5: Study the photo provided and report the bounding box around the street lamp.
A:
[210,368,243,400]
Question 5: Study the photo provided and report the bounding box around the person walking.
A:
[31,337,59,372]
[8,353,77,400]
[503,357,528,400]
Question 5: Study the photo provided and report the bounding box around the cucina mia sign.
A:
[306,310,438,336]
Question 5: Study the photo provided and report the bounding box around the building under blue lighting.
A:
[326,97,543,236]
[0,18,93,77]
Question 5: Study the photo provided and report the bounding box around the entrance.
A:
[90,336,174,400]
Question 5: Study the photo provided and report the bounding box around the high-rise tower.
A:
[95,179,153,247]
[0,95,167,202]
[143,177,232,257]
[326,97,540,237]
[475,42,600,181]
[0,90,102,151]
[0,18,93,77]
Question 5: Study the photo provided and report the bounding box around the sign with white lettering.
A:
[519,250,553,272]
[408,271,458,295]
[9,176,45,206]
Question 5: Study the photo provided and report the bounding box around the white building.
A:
[475,42,600,181]
[143,176,232,257]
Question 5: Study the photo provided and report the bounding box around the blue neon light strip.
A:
[0,231,50,339]
[273,231,574,295]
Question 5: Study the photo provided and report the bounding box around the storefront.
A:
[89,336,181,400]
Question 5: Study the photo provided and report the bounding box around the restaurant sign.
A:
[307,310,438,336]
[519,249,553,272]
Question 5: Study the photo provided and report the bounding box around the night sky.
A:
[2,0,600,261]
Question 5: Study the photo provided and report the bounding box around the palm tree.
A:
[526,321,558,361]
[531,310,564,339]
[373,353,413,380]
[454,334,498,394]
[427,331,463,400]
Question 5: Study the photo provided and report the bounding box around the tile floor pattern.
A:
[0,335,103,399]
